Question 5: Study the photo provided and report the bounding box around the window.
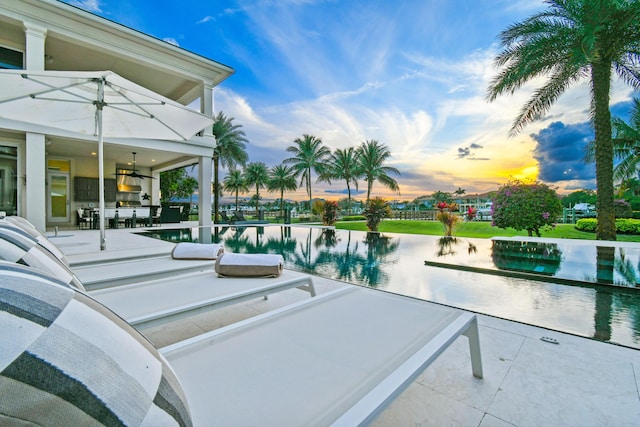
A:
[0,146,18,215]
[0,46,23,69]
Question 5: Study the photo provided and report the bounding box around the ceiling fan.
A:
[115,152,155,179]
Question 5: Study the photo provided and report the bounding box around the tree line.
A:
[160,111,402,221]
[207,113,401,221]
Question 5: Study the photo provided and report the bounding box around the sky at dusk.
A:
[64,0,638,201]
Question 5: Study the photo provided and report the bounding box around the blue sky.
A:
[64,0,637,201]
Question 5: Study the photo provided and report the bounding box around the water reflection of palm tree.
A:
[613,248,640,287]
[594,246,615,342]
[223,227,251,253]
[212,226,229,243]
[264,227,298,264]
[357,232,399,287]
[320,230,366,283]
[289,228,316,272]
[314,229,340,250]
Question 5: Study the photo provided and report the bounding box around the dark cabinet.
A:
[74,177,116,202]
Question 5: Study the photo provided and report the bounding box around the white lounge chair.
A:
[2,261,482,427]
[0,216,316,331]
[88,268,316,329]
[161,285,483,426]
[72,255,217,290]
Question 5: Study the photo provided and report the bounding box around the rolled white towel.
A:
[215,253,284,277]
[171,242,224,260]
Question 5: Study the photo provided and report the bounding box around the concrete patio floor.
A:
[54,222,640,426]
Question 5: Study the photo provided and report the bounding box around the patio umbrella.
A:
[0,70,214,250]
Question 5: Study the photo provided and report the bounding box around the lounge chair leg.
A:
[463,317,483,378]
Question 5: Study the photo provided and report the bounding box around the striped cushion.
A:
[0,262,193,426]
[1,218,69,265]
[0,226,84,291]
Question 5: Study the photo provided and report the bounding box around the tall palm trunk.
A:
[255,184,260,217]
[280,189,285,219]
[592,60,616,241]
[307,166,312,213]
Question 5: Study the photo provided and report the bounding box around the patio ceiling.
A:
[0,0,234,104]
[43,135,203,173]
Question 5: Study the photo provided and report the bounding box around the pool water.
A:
[138,226,640,349]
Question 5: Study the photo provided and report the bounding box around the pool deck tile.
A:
[53,223,640,427]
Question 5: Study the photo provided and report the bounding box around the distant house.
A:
[573,203,596,214]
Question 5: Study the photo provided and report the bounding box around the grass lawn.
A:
[336,220,640,242]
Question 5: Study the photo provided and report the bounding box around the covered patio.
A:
[0,0,234,240]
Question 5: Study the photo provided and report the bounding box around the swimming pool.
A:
[138,225,640,349]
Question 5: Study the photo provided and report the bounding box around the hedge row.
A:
[341,215,366,222]
[575,218,640,234]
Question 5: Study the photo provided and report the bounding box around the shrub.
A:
[575,218,597,232]
[363,197,391,232]
[629,198,640,211]
[341,215,365,221]
[575,218,640,234]
[492,180,562,237]
[321,200,338,226]
[435,202,461,236]
[614,199,633,218]
[312,200,324,216]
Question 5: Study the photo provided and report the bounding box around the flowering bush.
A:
[435,202,460,236]
[363,197,391,232]
[321,200,338,226]
[466,206,477,221]
[492,180,562,237]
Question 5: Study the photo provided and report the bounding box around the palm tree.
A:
[284,134,330,213]
[267,164,298,220]
[321,147,362,214]
[223,169,248,215]
[609,98,640,182]
[487,0,640,241]
[243,162,269,218]
[357,139,400,202]
[211,112,249,222]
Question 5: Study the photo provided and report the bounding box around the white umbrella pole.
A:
[97,79,106,251]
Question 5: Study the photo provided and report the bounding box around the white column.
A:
[198,154,213,243]
[152,171,161,204]
[23,22,47,231]
[198,81,214,242]
[25,133,46,231]
[24,22,47,70]
[201,82,214,135]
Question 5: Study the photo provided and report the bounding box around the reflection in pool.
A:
[137,226,640,349]
[491,240,562,276]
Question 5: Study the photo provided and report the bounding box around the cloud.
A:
[457,143,488,160]
[163,37,180,46]
[531,121,595,185]
[324,188,367,195]
[197,16,215,24]
[68,0,101,12]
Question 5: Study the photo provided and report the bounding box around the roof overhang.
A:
[0,0,234,104]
